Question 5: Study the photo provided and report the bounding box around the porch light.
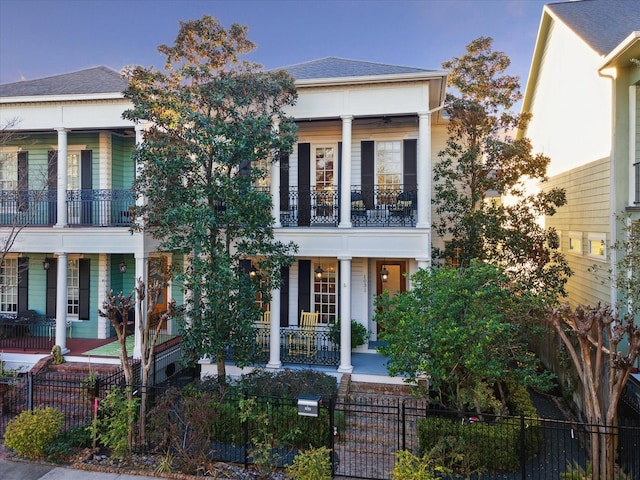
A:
[43,259,50,271]
[249,264,258,278]
[314,265,324,279]
[119,260,127,274]
[380,265,389,283]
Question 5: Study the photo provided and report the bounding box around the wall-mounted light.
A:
[249,264,258,278]
[314,265,324,279]
[119,260,127,274]
[380,265,389,283]
[43,259,50,271]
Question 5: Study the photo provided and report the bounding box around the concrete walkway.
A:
[0,459,166,480]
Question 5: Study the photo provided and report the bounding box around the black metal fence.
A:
[0,312,55,351]
[253,325,340,366]
[1,369,639,479]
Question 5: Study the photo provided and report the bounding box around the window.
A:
[313,261,336,324]
[314,146,336,215]
[376,141,402,190]
[67,259,79,316]
[0,258,18,313]
[0,151,17,190]
[587,233,606,259]
[444,242,462,268]
[568,231,583,254]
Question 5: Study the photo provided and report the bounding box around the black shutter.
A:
[17,152,28,212]
[337,142,342,213]
[80,150,92,225]
[279,266,289,327]
[17,257,28,312]
[79,259,90,320]
[239,259,251,274]
[297,259,311,317]
[361,141,375,209]
[403,139,417,195]
[279,152,290,212]
[45,258,57,317]
[297,143,311,227]
[48,151,57,225]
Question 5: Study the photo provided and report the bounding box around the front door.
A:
[376,260,406,335]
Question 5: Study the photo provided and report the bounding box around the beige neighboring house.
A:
[520,0,640,318]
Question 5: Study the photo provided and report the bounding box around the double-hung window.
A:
[67,259,79,316]
[0,258,18,313]
[376,141,402,204]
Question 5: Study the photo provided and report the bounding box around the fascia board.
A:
[294,71,448,88]
[0,92,125,104]
[599,31,640,70]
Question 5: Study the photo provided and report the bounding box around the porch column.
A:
[54,253,69,353]
[55,128,68,228]
[417,112,431,228]
[338,256,353,373]
[267,287,282,369]
[339,115,353,228]
[133,253,148,359]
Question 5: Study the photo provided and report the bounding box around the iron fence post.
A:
[329,398,335,478]
[402,399,406,452]
[520,412,526,480]
[243,390,249,471]
[27,371,33,411]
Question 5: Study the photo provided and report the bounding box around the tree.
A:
[547,218,640,478]
[377,261,553,414]
[122,15,298,381]
[433,37,570,299]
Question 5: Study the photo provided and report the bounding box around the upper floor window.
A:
[376,141,402,189]
[587,233,606,259]
[0,152,17,190]
[67,152,81,190]
[0,257,18,313]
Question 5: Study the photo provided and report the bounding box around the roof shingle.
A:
[276,57,437,80]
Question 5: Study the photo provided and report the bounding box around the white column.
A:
[338,256,353,373]
[267,287,282,369]
[339,116,353,228]
[55,253,68,352]
[133,253,148,359]
[417,112,431,228]
[55,129,68,228]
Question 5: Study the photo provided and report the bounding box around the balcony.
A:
[280,185,417,228]
[0,189,134,227]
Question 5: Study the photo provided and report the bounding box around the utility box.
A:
[297,394,321,417]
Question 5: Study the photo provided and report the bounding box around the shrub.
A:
[287,446,332,480]
[91,387,138,460]
[44,425,92,462]
[237,368,338,402]
[4,406,64,459]
[390,450,440,480]
[329,319,370,349]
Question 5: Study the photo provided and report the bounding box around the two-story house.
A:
[520,0,640,398]
[0,58,448,380]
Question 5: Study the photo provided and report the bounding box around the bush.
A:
[4,406,64,459]
[44,425,92,462]
[236,368,338,403]
[287,446,332,480]
[329,319,370,349]
[390,450,440,480]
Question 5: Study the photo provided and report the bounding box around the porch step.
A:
[347,381,412,399]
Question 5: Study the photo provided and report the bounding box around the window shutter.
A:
[279,266,289,327]
[403,139,417,195]
[279,152,290,211]
[361,141,375,209]
[17,257,29,312]
[48,151,57,225]
[79,259,90,320]
[45,258,57,317]
[239,259,251,274]
[297,259,311,318]
[81,150,92,225]
[17,152,28,212]
[337,142,342,212]
[297,143,311,227]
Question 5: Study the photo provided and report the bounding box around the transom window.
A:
[67,259,79,316]
[313,261,336,324]
[0,258,18,313]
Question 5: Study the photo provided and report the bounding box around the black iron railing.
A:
[0,311,55,351]
[254,325,340,366]
[634,162,640,205]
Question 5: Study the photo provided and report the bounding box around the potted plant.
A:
[329,318,369,350]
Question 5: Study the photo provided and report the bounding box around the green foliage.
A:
[236,368,338,402]
[376,262,554,412]
[390,450,440,480]
[329,319,370,349]
[287,446,332,480]
[91,387,139,460]
[122,15,298,378]
[4,406,64,459]
[44,425,92,462]
[434,36,570,300]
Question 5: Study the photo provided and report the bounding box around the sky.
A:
[0,0,551,90]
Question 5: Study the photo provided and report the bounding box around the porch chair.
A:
[256,310,270,351]
[48,319,73,340]
[288,310,319,357]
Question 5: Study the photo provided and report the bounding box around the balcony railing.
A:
[253,325,340,366]
[0,189,134,227]
[0,311,55,351]
[280,185,417,227]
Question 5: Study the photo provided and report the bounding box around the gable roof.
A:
[277,57,439,81]
[0,66,126,98]
[547,0,640,56]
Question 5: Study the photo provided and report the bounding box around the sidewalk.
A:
[0,459,167,480]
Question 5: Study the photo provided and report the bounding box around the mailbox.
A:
[297,394,321,417]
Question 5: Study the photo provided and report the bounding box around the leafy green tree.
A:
[122,15,298,380]
[434,37,570,299]
[377,262,553,413]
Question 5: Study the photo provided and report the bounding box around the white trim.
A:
[587,232,607,260]
[568,231,583,255]
[0,92,125,104]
